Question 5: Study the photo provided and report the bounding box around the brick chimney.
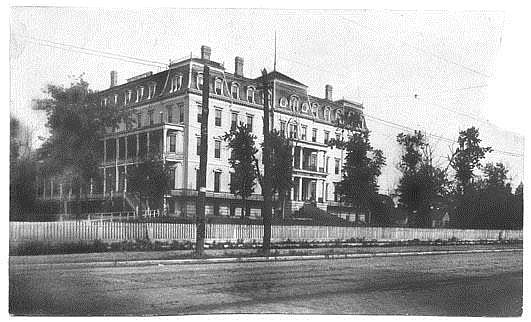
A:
[201,45,211,61]
[110,71,118,87]
[235,56,244,77]
[325,84,333,101]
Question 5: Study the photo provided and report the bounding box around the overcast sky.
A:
[9,6,525,192]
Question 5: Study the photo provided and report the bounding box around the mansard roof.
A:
[255,70,307,88]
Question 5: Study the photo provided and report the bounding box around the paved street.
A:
[10,250,522,316]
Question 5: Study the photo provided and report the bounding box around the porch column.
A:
[103,139,107,163]
[163,127,168,155]
[147,131,150,153]
[299,147,303,169]
[103,167,106,195]
[291,146,295,168]
[115,137,119,192]
[136,133,139,158]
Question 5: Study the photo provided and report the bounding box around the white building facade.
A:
[97,46,368,221]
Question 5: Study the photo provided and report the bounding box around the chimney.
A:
[325,84,333,101]
[201,45,211,61]
[110,71,118,87]
[235,56,244,77]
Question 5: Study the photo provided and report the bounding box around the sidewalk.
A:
[10,243,522,269]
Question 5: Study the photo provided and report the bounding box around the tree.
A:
[450,127,492,193]
[396,131,449,227]
[223,124,258,218]
[328,112,386,224]
[126,154,172,211]
[452,162,522,230]
[10,116,38,221]
[34,76,126,209]
[269,129,293,217]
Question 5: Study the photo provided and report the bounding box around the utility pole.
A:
[261,69,273,255]
[195,65,210,257]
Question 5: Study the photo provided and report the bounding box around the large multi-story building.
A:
[96,46,368,221]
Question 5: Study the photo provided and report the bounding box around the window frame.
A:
[231,82,240,100]
[215,108,222,127]
[214,140,221,159]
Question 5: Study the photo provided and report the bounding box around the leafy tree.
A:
[329,112,386,224]
[450,127,492,193]
[126,154,172,211]
[268,129,293,217]
[10,116,38,221]
[396,131,449,227]
[452,162,522,230]
[34,76,127,214]
[223,124,258,218]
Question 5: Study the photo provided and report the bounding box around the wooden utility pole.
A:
[195,65,210,257]
[261,69,273,255]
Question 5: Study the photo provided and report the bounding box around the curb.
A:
[10,248,523,271]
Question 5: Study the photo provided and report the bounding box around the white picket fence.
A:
[9,221,523,244]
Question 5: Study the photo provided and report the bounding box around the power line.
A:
[18,34,167,69]
[363,112,523,158]
[340,16,493,78]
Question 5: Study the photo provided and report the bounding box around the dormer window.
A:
[215,78,223,95]
[147,83,156,99]
[301,102,309,113]
[289,96,300,111]
[324,107,331,121]
[311,103,319,117]
[101,97,108,107]
[171,74,182,92]
[124,90,132,105]
[279,97,288,108]
[197,73,203,90]
[136,87,144,102]
[247,87,255,103]
[231,83,239,100]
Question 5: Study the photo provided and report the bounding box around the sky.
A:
[9,5,526,193]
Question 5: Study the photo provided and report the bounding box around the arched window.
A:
[311,103,319,117]
[247,87,255,103]
[171,74,182,92]
[301,102,309,113]
[196,73,203,90]
[280,97,288,108]
[289,96,300,111]
[324,107,331,121]
[231,83,240,99]
[214,78,223,95]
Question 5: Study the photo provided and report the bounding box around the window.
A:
[280,120,286,136]
[231,83,239,99]
[136,113,142,128]
[246,114,253,131]
[177,103,184,123]
[324,107,331,121]
[312,128,317,142]
[169,134,176,153]
[101,97,108,107]
[335,158,340,175]
[215,79,223,95]
[167,106,173,123]
[214,140,221,159]
[136,87,144,102]
[301,125,307,140]
[231,112,238,130]
[196,137,201,156]
[290,96,300,111]
[171,75,182,92]
[214,172,221,192]
[148,83,156,99]
[326,157,330,173]
[113,94,118,105]
[197,105,202,123]
[159,111,164,124]
[289,123,298,139]
[247,87,254,103]
[197,73,203,90]
[148,110,154,126]
[335,133,341,142]
[311,103,318,117]
[125,90,132,105]
[301,102,309,113]
[324,131,330,144]
[215,109,222,127]
[279,97,288,108]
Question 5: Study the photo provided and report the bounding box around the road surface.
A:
[10,250,522,316]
